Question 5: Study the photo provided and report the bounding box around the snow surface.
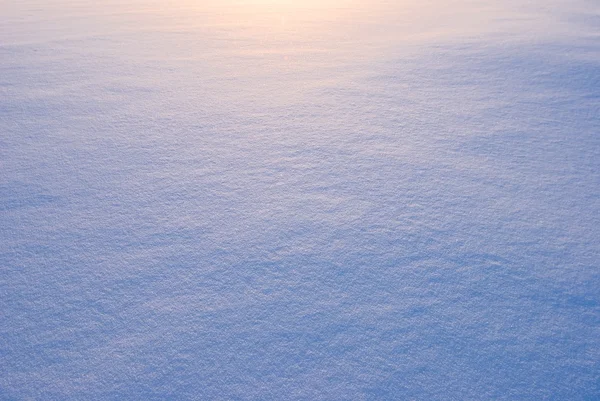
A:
[1,0,599,399]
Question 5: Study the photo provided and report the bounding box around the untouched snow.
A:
[1,0,599,399]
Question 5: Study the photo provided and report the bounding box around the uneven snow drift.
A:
[1,0,599,399]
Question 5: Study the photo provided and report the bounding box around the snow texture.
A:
[1,0,599,399]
